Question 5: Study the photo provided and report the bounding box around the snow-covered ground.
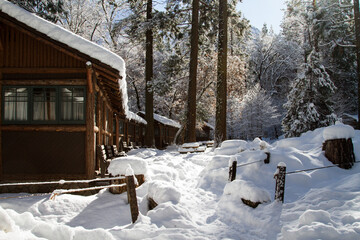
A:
[1,123,360,239]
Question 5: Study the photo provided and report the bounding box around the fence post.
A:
[264,152,270,164]
[126,175,139,223]
[274,162,286,203]
[229,160,237,182]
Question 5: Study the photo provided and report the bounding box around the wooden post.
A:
[85,82,95,179]
[126,175,139,223]
[86,62,93,93]
[264,152,270,164]
[228,160,237,182]
[274,163,286,203]
[115,115,119,149]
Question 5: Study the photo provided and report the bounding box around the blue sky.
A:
[238,0,286,33]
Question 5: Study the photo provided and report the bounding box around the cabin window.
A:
[129,124,135,136]
[2,86,85,124]
[119,120,124,134]
[33,87,56,121]
[60,87,85,121]
[3,87,28,121]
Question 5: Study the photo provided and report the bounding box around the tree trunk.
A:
[185,0,199,143]
[354,0,360,128]
[215,0,228,146]
[145,0,155,147]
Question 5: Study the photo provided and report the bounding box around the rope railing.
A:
[0,176,126,187]
[50,183,127,200]
[229,153,271,182]
[236,159,264,168]
[274,160,360,202]
[286,160,360,175]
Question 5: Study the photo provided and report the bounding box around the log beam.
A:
[1,125,86,132]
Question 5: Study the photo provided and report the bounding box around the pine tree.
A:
[282,51,337,137]
[185,0,200,143]
[144,0,155,147]
[281,0,339,137]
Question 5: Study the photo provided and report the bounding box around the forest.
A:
[10,0,359,143]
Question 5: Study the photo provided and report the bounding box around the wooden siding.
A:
[2,131,85,176]
[0,23,84,69]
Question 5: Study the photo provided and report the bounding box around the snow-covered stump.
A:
[322,123,356,169]
[228,160,237,182]
[126,175,139,223]
[322,139,355,169]
[274,163,286,203]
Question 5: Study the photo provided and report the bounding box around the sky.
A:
[239,0,287,33]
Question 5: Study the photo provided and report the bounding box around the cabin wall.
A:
[0,17,96,181]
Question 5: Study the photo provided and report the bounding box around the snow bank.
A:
[197,155,230,193]
[323,122,355,140]
[108,156,148,176]
[214,138,269,155]
[181,142,200,148]
[214,139,248,155]
[147,180,181,204]
[223,180,271,203]
[147,202,195,229]
[0,206,15,233]
[0,206,115,240]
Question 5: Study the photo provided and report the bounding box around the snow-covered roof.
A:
[154,113,181,128]
[204,122,215,130]
[139,111,181,129]
[127,111,147,125]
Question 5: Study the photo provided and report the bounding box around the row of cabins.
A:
[0,0,181,183]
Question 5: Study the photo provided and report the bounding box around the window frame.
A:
[2,85,86,125]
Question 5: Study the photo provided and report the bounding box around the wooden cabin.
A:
[0,1,132,182]
[118,111,147,149]
[196,122,214,141]
[138,112,180,149]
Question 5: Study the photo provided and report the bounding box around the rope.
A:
[0,176,126,187]
[236,159,264,168]
[286,160,360,175]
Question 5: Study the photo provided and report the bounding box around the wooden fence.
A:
[0,175,141,223]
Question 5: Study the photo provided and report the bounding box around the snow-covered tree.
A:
[9,0,64,22]
[282,51,337,137]
[230,84,279,140]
